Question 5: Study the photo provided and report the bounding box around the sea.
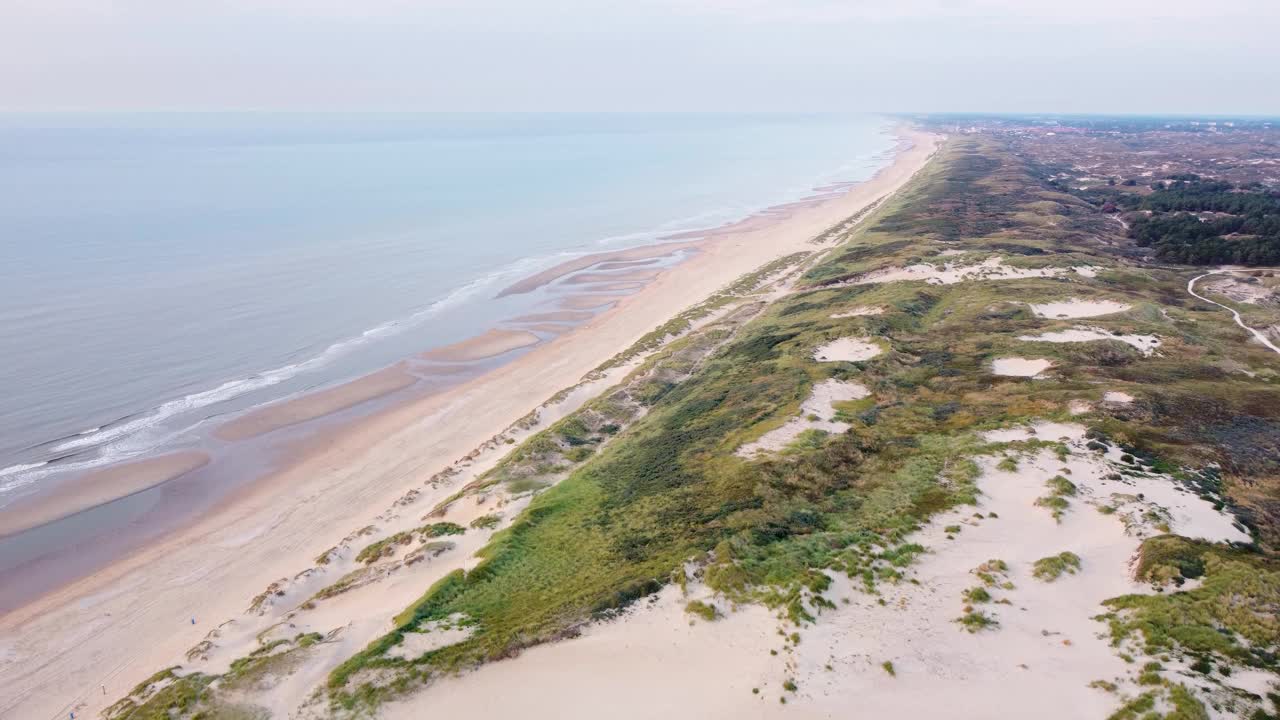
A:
[0,112,897,510]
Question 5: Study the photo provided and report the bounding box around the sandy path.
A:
[0,129,942,720]
[1188,271,1280,356]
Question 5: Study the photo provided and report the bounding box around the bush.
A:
[1032,552,1082,582]
[685,600,719,621]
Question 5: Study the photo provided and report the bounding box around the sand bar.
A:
[496,242,696,297]
[517,322,575,335]
[595,259,661,271]
[0,128,943,720]
[511,310,595,323]
[421,329,541,362]
[562,268,662,285]
[215,364,419,442]
[559,294,629,310]
[0,451,209,537]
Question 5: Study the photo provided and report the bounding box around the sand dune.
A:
[382,421,1251,720]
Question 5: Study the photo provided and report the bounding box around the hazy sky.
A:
[3,0,1278,113]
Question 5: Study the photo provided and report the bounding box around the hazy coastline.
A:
[0,121,910,616]
[0,126,940,720]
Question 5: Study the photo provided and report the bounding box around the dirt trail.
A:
[1187,270,1280,356]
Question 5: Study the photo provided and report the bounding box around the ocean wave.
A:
[0,258,542,497]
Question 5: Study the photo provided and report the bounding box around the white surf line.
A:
[1187,271,1280,356]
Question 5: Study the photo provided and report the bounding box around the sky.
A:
[2,0,1278,114]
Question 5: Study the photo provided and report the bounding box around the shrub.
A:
[955,610,999,633]
[1033,552,1082,581]
[469,514,502,530]
[685,600,719,621]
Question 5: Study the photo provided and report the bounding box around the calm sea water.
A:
[0,113,895,506]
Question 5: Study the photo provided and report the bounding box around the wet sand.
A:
[0,451,209,538]
[421,329,541,361]
[495,242,697,297]
[215,364,420,442]
[562,268,663,285]
[559,294,629,310]
[511,310,596,323]
[516,322,577,335]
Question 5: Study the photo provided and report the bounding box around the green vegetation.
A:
[1125,178,1280,266]
[955,610,999,633]
[354,523,465,565]
[104,633,327,719]
[881,660,896,676]
[973,559,1013,589]
[1099,537,1279,671]
[1035,476,1078,522]
[1032,552,1082,582]
[685,600,719,621]
[469,513,502,530]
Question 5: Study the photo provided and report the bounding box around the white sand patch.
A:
[937,249,967,257]
[1017,326,1161,356]
[1096,445,1250,544]
[814,337,883,362]
[788,449,1143,719]
[991,357,1052,378]
[737,380,868,457]
[387,615,474,661]
[981,421,1086,444]
[1103,391,1134,404]
[851,256,1096,287]
[1068,400,1092,416]
[380,584,783,720]
[1028,298,1131,319]
[830,306,884,319]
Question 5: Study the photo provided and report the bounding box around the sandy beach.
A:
[215,364,420,441]
[419,328,542,362]
[0,127,940,720]
[0,451,210,538]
